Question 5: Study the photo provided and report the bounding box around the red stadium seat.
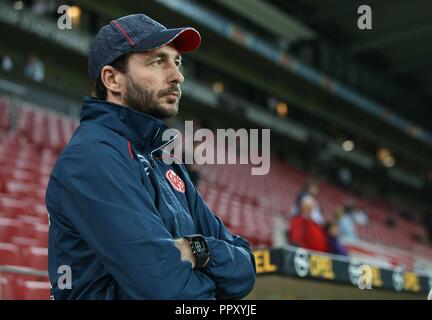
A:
[0,217,23,242]
[0,242,22,266]
[17,214,48,225]
[0,275,16,300]
[0,273,49,300]
[10,236,42,248]
[4,180,45,201]
[21,280,51,300]
[24,223,49,247]
[0,195,30,218]
[23,246,48,270]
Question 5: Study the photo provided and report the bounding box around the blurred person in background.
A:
[291,181,325,225]
[31,0,58,16]
[1,52,13,72]
[24,52,45,82]
[325,212,348,256]
[337,204,358,241]
[289,192,329,252]
[328,160,352,190]
[351,206,368,226]
[343,198,368,226]
[45,13,255,300]
[337,166,352,189]
[272,213,289,248]
[386,209,398,228]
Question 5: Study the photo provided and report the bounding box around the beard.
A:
[123,75,181,119]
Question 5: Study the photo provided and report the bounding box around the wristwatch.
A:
[183,234,210,269]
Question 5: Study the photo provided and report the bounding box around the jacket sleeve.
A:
[183,168,256,300]
[56,141,216,299]
[289,216,304,247]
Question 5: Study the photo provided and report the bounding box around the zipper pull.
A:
[149,154,156,168]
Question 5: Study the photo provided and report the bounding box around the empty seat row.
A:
[0,273,50,300]
[0,242,48,270]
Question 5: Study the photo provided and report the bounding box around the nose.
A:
[168,64,184,85]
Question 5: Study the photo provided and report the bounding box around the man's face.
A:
[121,44,184,119]
[309,184,319,196]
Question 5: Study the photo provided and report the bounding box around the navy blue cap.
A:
[88,14,201,80]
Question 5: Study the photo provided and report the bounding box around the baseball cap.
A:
[88,14,201,80]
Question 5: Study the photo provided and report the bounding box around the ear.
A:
[100,65,124,96]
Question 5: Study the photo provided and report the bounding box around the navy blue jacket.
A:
[45,97,256,299]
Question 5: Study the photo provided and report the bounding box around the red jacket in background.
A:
[289,215,329,252]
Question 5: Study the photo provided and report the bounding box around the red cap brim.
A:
[133,27,201,53]
[171,28,201,53]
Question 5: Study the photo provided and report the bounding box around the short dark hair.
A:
[92,53,130,100]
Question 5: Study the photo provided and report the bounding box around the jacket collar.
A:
[80,96,168,151]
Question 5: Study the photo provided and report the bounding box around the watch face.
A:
[187,235,210,269]
[193,240,206,253]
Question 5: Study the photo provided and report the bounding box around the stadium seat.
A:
[0,242,22,266]
[17,214,48,225]
[21,280,51,300]
[0,195,31,218]
[24,223,49,247]
[0,276,16,300]
[10,236,43,248]
[23,247,48,270]
[0,273,49,300]
[0,217,23,242]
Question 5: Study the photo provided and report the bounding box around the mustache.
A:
[158,86,181,98]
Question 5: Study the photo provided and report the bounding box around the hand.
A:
[175,238,197,268]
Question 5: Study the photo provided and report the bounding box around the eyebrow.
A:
[146,52,182,62]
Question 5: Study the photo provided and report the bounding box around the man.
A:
[289,194,329,253]
[46,14,256,300]
[291,181,325,225]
